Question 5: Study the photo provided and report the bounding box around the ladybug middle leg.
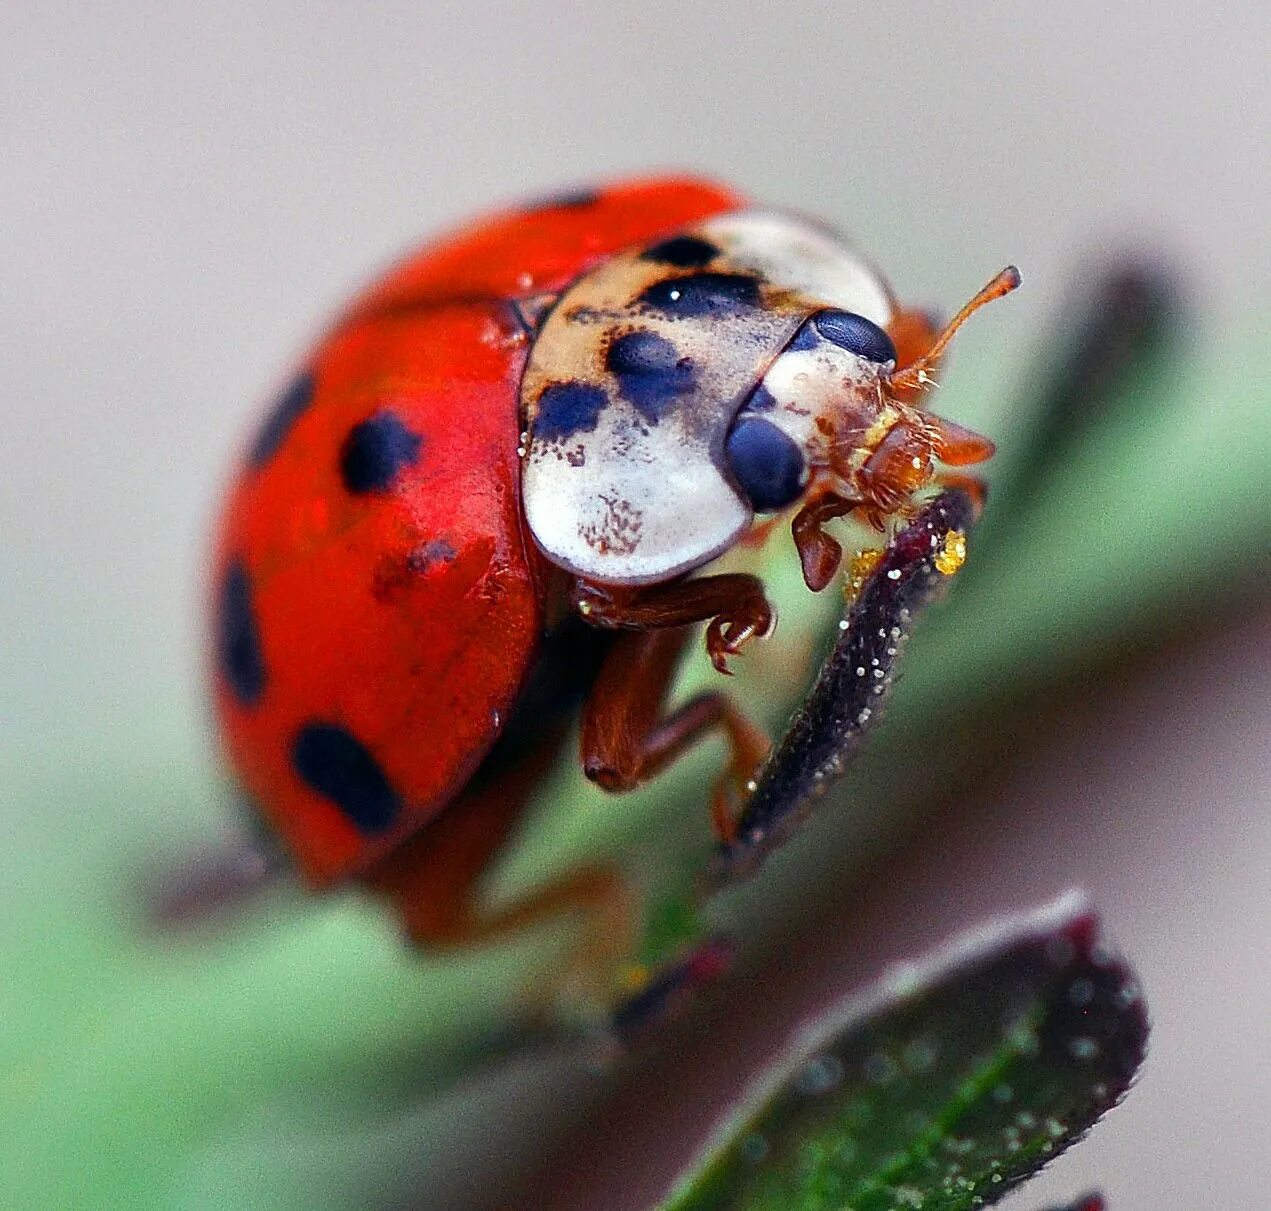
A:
[580,625,770,845]
[360,734,639,1009]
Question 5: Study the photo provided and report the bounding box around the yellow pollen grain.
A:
[616,962,650,993]
[844,547,884,601]
[934,529,968,575]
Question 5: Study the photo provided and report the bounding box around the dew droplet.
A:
[794,1053,845,1095]
[1114,981,1140,1008]
[1068,977,1095,1006]
[1068,1036,1100,1062]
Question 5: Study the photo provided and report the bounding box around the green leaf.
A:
[657,894,1146,1211]
[711,488,979,885]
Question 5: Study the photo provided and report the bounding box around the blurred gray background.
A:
[4,3,1269,1207]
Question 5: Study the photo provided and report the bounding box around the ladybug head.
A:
[724,267,1018,529]
[521,206,1016,589]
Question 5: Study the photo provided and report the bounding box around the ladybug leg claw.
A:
[704,597,775,675]
[581,627,770,844]
[574,572,775,674]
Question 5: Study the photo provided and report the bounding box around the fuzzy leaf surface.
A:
[659,895,1146,1211]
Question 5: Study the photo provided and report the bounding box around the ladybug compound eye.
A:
[802,310,898,365]
[724,415,808,513]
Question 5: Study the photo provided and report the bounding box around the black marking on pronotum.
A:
[787,317,823,352]
[248,371,315,467]
[216,560,266,705]
[638,272,762,318]
[339,410,423,494]
[605,330,697,422]
[745,383,779,412]
[640,235,719,268]
[533,381,608,442]
[708,488,978,885]
[725,416,806,512]
[292,722,402,834]
[814,309,898,364]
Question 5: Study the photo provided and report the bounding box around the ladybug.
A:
[211,175,1016,997]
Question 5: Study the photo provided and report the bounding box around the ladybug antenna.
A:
[887,266,1021,396]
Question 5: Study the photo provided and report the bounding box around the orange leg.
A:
[580,627,770,844]
[360,735,638,1007]
[791,490,857,592]
[574,572,774,674]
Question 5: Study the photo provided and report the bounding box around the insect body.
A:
[211,176,1015,995]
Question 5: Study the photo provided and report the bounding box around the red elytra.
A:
[211,175,1007,977]
[213,178,745,886]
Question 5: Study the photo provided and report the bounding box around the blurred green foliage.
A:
[3,296,1268,1208]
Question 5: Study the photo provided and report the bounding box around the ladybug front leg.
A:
[791,489,856,592]
[573,572,774,674]
[580,626,770,844]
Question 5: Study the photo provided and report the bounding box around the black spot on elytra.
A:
[249,371,315,467]
[406,539,458,573]
[216,560,265,705]
[605,330,697,422]
[725,416,806,512]
[638,272,762,318]
[813,309,897,364]
[371,539,458,600]
[526,187,601,211]
[292,722,402,834]
[534,381,608,442]
[339,410,423,494]
[641,235,719,268]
